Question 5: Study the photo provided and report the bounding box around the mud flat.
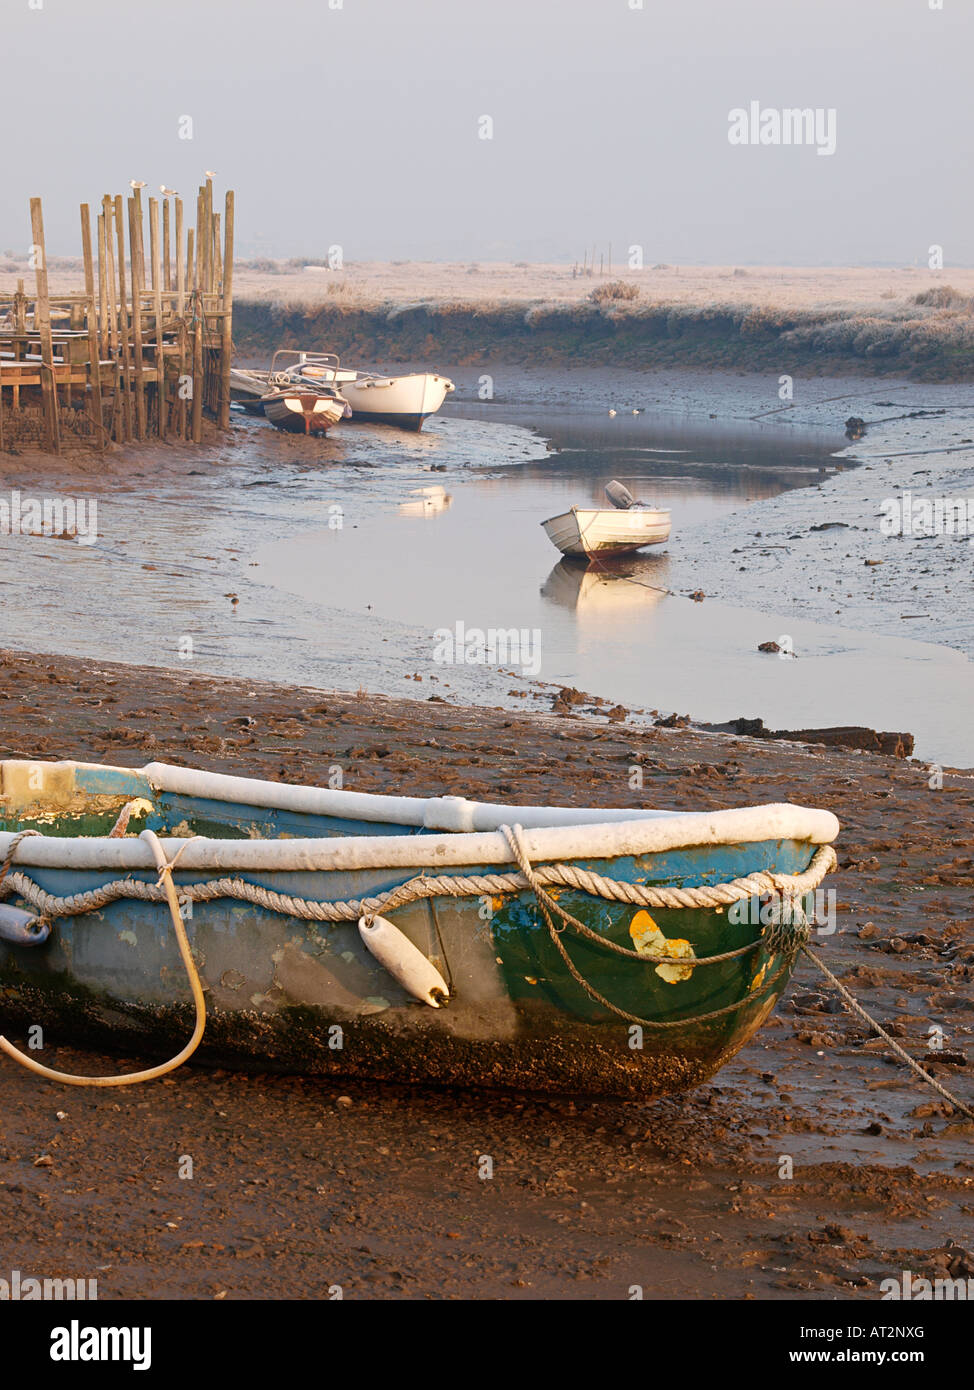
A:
[1,650,972,1300]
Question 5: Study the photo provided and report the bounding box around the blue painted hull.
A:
[0,761,832,1096]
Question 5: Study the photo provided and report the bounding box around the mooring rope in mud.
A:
[801,944,974,1123]
[0,831,207,1087]
[503,822,974,1119]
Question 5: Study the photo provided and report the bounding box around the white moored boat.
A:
[232,353,454,431]
[299,356,455,431]
[542,480,671,558]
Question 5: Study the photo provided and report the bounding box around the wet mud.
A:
[1,649,971,1299]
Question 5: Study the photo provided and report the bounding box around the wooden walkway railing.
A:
[0,181,235,453]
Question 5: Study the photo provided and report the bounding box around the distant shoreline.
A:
[228,262,974,381]
[4,261,972,381]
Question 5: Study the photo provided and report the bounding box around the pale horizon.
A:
[3,0,971,268]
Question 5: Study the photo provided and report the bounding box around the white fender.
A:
[357,914,450,1007]
[0,902,50,946]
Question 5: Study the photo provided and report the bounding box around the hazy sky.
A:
[3,0,971,264]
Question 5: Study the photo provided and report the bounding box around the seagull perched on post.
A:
[160,185,178,197]
[129,179,146,190]
[204,170,217,179]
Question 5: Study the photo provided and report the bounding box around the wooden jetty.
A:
[0,182,234,453]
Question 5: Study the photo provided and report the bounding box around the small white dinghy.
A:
[542,481,671,558]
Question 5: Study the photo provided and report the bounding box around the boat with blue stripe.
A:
[0,759,838,1096]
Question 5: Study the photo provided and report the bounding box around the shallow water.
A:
[3,398,972,765]
[254,412,974,766]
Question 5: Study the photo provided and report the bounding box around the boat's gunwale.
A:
[541,505,672,528]
[0,756,839,872]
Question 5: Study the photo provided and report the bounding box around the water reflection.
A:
[398,485,453,518]
[541,556,669,620]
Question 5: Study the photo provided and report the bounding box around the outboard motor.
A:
[605,479,635,510]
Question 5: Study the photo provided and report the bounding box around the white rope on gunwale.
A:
[0,843,839,929]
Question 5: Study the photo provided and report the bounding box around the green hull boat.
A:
[0,759,839,1097]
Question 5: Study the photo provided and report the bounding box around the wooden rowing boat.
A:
[261,387,347,435]
[0,758,838,1096]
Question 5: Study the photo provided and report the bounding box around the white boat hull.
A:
[300,368,454,430]
[541,507,671,557]
[233,361,455,430]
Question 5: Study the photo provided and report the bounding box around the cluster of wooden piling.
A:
[0,180,234,453]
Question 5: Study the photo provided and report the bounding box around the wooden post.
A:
[13,278,27,335]
[176,199,187,440]
[128,196,147,439]
[175,198,185,314]
[132,186,146,279]
[149,197,165,437]
[148,197,158,297]
[218,190,234,429]
[213,211,222,288]
[9,280,25,418]
[103,197,122,441]
[29,196,60,454]
[113,194,134,442]
[191,192,204,442]
[202,180,212,295]
[80,204,106,449]
[96,208,109,358]
[163,196,172,293]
